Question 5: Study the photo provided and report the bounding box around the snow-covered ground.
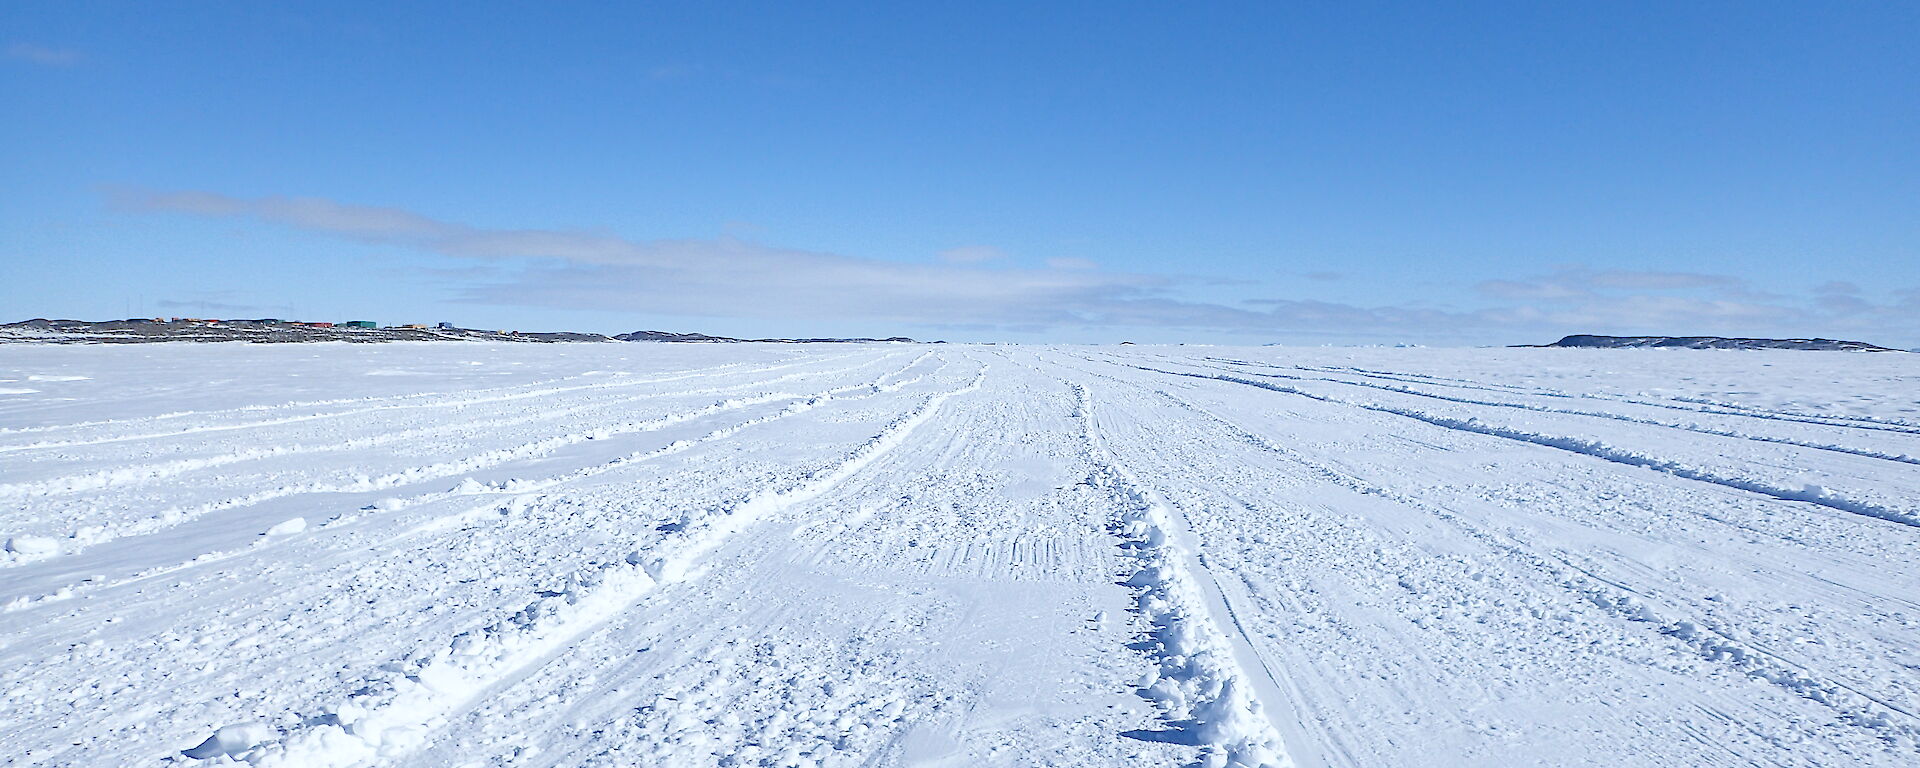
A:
[3,342,1917,767]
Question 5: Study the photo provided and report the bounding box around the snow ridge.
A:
[1139,365,1920,530]
[0,354,857,450]
[5,360,934,612]
[203,363,981,767]
[6,355,924,565]
[0,353,902,499]
[1245,358,1920,436]
[1152,389,1920,747]
[1207,359,1920,467]
[642,361,983,584]
[1075,383,1291,768]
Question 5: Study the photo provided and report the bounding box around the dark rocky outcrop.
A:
[1,319,924,345]
[1526,334,1902,352]
[615,330,919,344]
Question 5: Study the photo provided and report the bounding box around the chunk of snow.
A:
[182,721,273,759]
[265,518,308,536]
[5,535,59,555]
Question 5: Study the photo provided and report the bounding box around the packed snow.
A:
[2,342,1917,767]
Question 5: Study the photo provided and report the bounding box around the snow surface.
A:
[2,342,1917,767]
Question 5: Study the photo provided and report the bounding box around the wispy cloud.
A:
[116,190,448,240]
[156,299,265,313]
[1470,266,1920,342]
[114,188,1235,330]
[152,290,293,315]
[6,42,81,67]
[111,188,1920,344]
[937,246,1005,264]
[1476,267,1753,300]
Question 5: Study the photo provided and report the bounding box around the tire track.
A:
[3,358,945,613]
[0,352,866,454]
[0,352,910,499]
[1146,387,1920,748]
[1074,381,1291,768]
[1118,360,1920,530]
[206,363,986,767]
[1198,360,1920,467]
[7,354,934,565]
[0,370,616,437]
[1209,357,1920,437]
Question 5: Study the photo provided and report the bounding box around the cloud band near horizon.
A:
[109,187,1920,344]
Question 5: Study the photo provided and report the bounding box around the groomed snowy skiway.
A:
[2,342,1917,767]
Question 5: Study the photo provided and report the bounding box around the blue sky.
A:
[4,2,1917,345]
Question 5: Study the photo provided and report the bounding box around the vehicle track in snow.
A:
[1110,359,1920,530]
[1143,386,1920,750]
[1049,350,1920,763]
[0,353,853,450]
[174,365,989,767]
[0,351,895,490]
[2,355,947,613]
[0,354,931,565]
[409,351,1178,768]
[1220,358,1920,436]
[3,354,969,766]
[1186,357,1920,467]
[1073,381,1291,768]
[5,344,1916,768]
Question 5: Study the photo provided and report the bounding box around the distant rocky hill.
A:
[614,330,739,343]
[0,318,616,344]
[616,330,920,344]
[1528,334,1903,352]
[0,318,924,345]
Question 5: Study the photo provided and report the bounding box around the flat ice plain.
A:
[2,342,1917,767]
